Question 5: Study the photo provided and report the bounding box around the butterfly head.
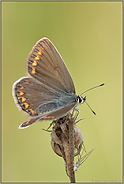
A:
[77,95,86,104]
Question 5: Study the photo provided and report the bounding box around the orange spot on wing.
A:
[29,109,34,115]
[35,55,40,60]
[31,68,35,74]
[24,103,29,109]
[26,120,30,125]
[32,60,37,66]
[21,97,26,102]
[37,50,42,55]
[41,47,44,50]
[20,86,24,89]
[43,116,55,119]
[19,91,24,96]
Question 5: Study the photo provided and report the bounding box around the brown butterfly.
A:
[12,38,104,129]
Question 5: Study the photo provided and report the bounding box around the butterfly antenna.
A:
[81,83,104,115]
[81,83,104,96]
[85,100,96,115]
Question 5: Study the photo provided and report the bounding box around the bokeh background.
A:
[2,2,122,183]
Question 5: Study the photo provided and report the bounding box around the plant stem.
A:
[69,118,75,183]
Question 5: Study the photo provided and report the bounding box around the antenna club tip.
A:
[100,83,105,86]
[92,111,96,115]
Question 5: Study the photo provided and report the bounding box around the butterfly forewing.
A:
[26,38,75,94]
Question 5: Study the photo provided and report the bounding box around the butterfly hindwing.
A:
[19,102,77,129]
[12,76,77,118]
[12,77,62,117]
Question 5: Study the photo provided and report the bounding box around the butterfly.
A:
[12,38,104,129]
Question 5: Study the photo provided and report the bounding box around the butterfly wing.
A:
[19,101,77,129]
[13,37,77,128]
[26,37,75,94]
[12,76,66,117]
[13,76,77,129]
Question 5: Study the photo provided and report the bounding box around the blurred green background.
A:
[2,2,122,183]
